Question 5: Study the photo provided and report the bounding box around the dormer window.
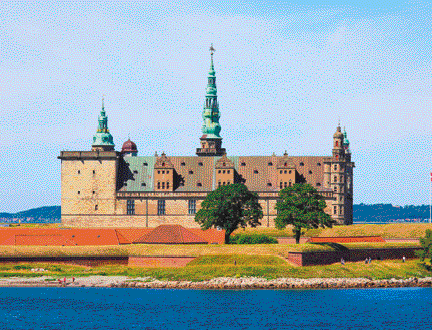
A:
[162,162,165,166]
[141,182,146,186]
[241,162,246,166]
[300,162,304,166]
[181,162,185,166]
[267,182,272,186]
[197,182,202,187]
[309,170,312,174]
[268,162,273,166]
[317,163,321,166]
[254,170,258,174]
[284,162,287,166]
[223,162,226,166]
[133,170,138,174]
[189,170,194,174]
[198,162,203,166]
[143,162,148,166]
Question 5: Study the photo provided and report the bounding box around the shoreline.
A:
[1,276,432,289]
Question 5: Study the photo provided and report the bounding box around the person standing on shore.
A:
[403,256,406,263]
[341,258,345,265]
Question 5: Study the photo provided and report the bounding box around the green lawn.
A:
[0,258,429,281]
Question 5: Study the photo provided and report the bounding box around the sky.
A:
[0,1,431,212]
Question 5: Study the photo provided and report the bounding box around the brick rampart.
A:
[0,256,128,267]
[287,247,420,266]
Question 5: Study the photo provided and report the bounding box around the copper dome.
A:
[121,139,138,153]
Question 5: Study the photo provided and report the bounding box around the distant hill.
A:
[0,204,429,224]
[0,206,60,223]
[353,204,430,223]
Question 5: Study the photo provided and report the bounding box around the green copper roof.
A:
[92,98,115,147]
[201,44,222,139]
[343,127,350,147]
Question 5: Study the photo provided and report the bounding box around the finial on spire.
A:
[209,43,215,56]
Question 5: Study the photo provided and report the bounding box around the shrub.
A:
[416,229,432,268]
[230,233,278,244]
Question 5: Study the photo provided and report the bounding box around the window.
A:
[218,170,221,174]
[181,162,185,166]
[223,170,226,174]
[289,181,292,187]
[127,200,135,215]
[334,165,337,171]
[316,183,321,187]
[284,162,287,166]
[157,200,165,215]
[227,170,230,174]
[309,170,312,174]
[162,170,165,174]
[335,141,339,147]
[222,162,226,166]
[227,180,230,184]
[317,163,321,166]
[162,162,165,166]
[334,206,337,215]
[167,182,170,189]
[218,181,221,187]
[241,162,246,166]
[78,170,80,174]
[157,171,160,174]
[300,162,304,166]
[92,191,95,195]
[189,170,193,174]
[197,182,202,187]
[289,170,292,174]
[95,205,98,211]
[141,182,146,186]
[144,162,148,166]
[280,182,283,189]
[334,176,337,182]
[254,170,258,174]
[334,186,337,192]
[162,182,165,189]
[268,162,273,166]
[284,170,287,174]
[166,170,169,174]
[188,200,197,214]
[198,162,203,166]
[133,170,138,174]
[157,182,161,189]
[93,170,95,174]
[267,182,272,186]
[78,191,80,195]
[284,182,287,188]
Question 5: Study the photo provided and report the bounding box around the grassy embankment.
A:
[0,257,428,281]
[0,241,425,281]
[234,223,432,238]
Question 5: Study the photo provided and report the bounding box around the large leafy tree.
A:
[275,183,335,244]
[195,183,263,244]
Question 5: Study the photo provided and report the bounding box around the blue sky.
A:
[0,1,431,212]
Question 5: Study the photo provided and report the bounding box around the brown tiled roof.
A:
[115,228,153,244]
[154,152,174,168]
[188,228,225,244]
[133,225,208,244]
[215,154,234,168]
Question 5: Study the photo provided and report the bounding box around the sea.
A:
[0,287,430,329]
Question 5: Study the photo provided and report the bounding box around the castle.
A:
[59,46,354,228]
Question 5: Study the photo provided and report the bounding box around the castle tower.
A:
[196,44,226,156]
[92,97,115,152]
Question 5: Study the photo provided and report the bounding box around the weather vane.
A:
[209,44,215,56]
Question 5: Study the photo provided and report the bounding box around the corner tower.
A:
[92,98,115,152]
[196,44,226,156]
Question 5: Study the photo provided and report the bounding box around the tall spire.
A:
[92,97,115,151]
[196,44,226,156]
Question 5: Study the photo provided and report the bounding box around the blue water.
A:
[0,287,431,329]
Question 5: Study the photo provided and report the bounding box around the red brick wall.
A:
[128,256,196,268]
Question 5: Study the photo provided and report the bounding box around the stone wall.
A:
[287,247,420,266]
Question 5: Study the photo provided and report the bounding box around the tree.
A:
[275,183,335,244]
[195,183,263,244]
[416,229,432,269]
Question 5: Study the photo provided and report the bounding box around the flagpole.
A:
[430,172,431,224]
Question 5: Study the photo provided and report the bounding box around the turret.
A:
[196,44,226,156]
[121,138,138,157]
[332,125,344,160]
[92,98,115,152]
